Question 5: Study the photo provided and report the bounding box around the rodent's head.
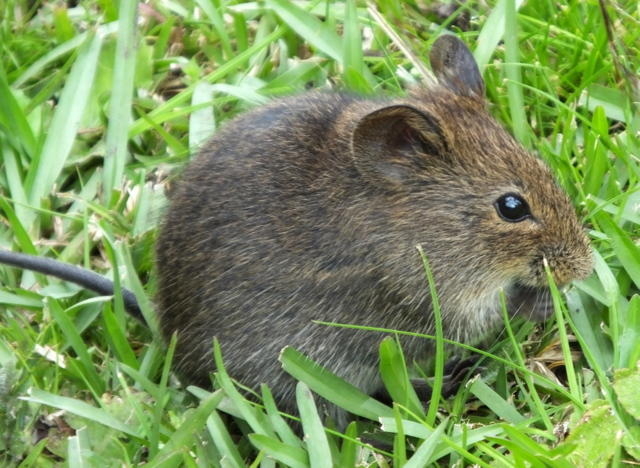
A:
[347,35,592,328]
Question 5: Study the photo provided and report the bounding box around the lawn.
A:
[0,0,639,466]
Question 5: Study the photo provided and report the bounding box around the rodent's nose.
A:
[542,243,593,286]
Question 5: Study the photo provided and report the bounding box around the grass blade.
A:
[339,422,358,467]
[189,82,216,151]
[103,0,139,203]
[206,409,245,468]
[598,213,640,291]
[378,336,424,419]
[279,346,393,421]
[146,390,225,467]
[48,297,104,395]
[67,426,93,467]
[195,0,233,58]
[468,378,526,424]
[503,0,530,146]
[416,246,444,427]
[267,0,341,61]
[21,388,143,440]
[249,434,309,468]
[261,384,302,449]
[403,421,447,468]
[296,382,332,468]
[619,296,640,368]
[342,0,372,93]
[0,70,36,157]
[474,0,525,68]
[26,31,104,223]
[213,338,275,437]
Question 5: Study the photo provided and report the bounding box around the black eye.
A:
[494,193,531,222]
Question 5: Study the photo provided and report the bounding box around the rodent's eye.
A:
[494,193,531,222]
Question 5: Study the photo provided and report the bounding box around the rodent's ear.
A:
[430,34,485,98]
[351,105,449,185]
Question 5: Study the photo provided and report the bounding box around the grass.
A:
[0,0,639,466]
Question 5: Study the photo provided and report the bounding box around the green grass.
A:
[1,0,639,466]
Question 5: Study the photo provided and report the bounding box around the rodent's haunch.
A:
[0,35,593,424]
[156,35,593,420]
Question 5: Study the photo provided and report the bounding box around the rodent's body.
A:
[158,93,439,401]
[156,37,592,420]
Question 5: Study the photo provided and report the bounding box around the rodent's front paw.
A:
[508,284,554,322]
[410,356,482,402]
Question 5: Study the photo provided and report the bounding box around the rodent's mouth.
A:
[507,284,554,322]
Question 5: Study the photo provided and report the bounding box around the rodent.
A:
[0,35,593,424]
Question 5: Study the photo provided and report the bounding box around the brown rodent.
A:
[155,34,593,421]
[0,34,592,424]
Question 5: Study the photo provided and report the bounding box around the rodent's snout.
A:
[539,240,594,286]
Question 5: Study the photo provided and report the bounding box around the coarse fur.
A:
[155,35,593,423]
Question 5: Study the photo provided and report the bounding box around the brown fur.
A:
[155,35,592,423]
